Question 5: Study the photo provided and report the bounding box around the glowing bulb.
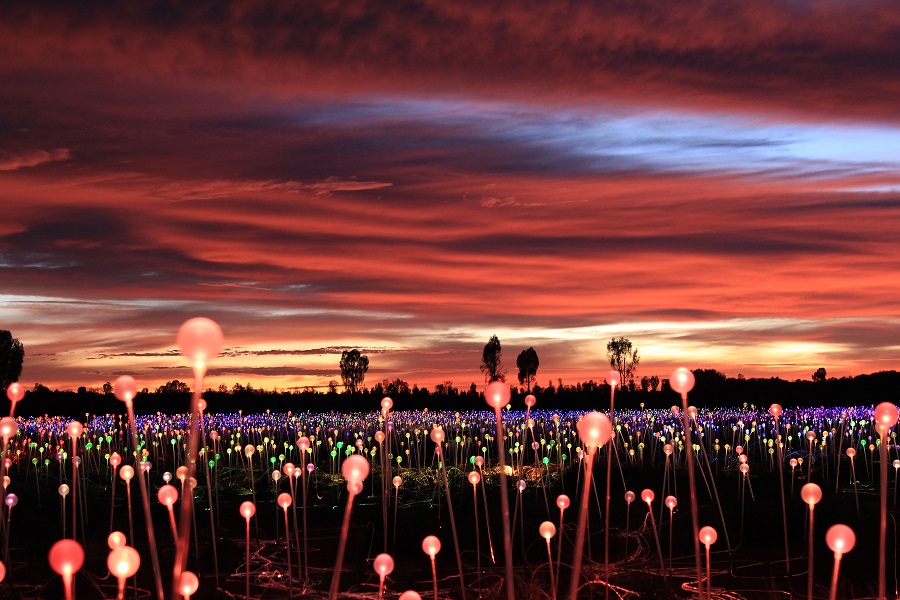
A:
[113,376,137,403]
[670,368,695,394]
[539,521,556,540]
[108,531,126,550]
[430,427,445,444]
[49,539,85,576]
[107,546,140,579]
[341,454,370,485]
[699,526,718,546]
[393,475,402,488]
[484,381,510,410]
[283,463,295,477]
[4,493,17,508]
[557,494,570,510]
[825,524,856,556]
[240,501,256,520]
[874,402,899,433]
[624,491,635,504]
[665,495,677,510]
[6,382,24,403]
[157,484,178,508]
[606,370,621,388]
[373,553,394,576]
[517,479,526,492]
[277,492,292,510]
[178,571,199,597]
[66,421,83,439]
[524,394,536,408]
[846,447,856,458]
[399,592,422,600]
[58,484,70,497]
[641,489,654,504]
[0,417,17,441]
[422,535,441,557]
[801,483,822,506]
[375,431,385,443]
[769,404,783,419]
[381,397,393,411]
[177,317,224,373]
[119,465,134,481]
[468,471,481,485]
[576,412,612,448]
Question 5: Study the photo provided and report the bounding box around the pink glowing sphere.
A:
[381,397,393,411]
[157,484,178,508]
[699,526,718,546]
[107,546,140,579]
[399,592,422,600]
[109,453,122,468]
[517,480,526,492]
[825,524,856,556]
[341,454,370,485]
[624,490,636,503]
[468,471,481,485]
[475,456,484,467]
[240,501,256,520]
[576,412,612,448]
[177,317,224,368]
[272,471,281,482]
[197,399,206,412]
[373,553,394,577]
[67,420,83,439]
[806,431,816,441]
[789,458,798,468]
[176,467,188,482]
[0,560,6,583]
[539,521,557,540]
[58,484,70,497]
[739,454,748,464]
[641,489,655,504]
[3,494,16,509]
[670,405,679,416]
[524,394,537,408]
[484,381,510,410]
[429,427,445,444]
[606,370,621,388]
[874,402,899,433]
[687,406,698,419]
[108,531,126,550]
[347,480,364,495]
[0,417,17,441]
[283,463,295,477]
[6,382,24,403]
[422,535,441,557]
[894,460,900,470]
[244,444,255,456]
[375,431,385,443]
[277,492,292,510]
[178,571,199,597]
[113,376,137,403]
[801,483,822,506]
[769,404,783,419]
[739,463,750,474]
[735,445,743,455]
[119,465,134,481]
[846,447,856,458]
[49,539,84,576]
[557,494,570,510]
[665,495,677,509]
[663,444,673,456]
[670,368,695,394]
[392,475,402,488]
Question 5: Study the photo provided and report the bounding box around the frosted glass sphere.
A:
[0,417,17,441]
[341,455,370,485]
[468,471,481,485]
[114,376,137,403]
[277,492,292,509]
[399,592,422,600]
[107,546,140,579]
[825,524,856,555]
[665,495,677,509]
[484,381,510,409]
[429,427,445,444]
[539,521,557,540]
[49,539,84,576]
[699,526,718,546]
[373,553,394,577]
[178,571,199,597]
[801,483,822,506]
[606,370,621,388]
[557,494,570,510]
[119,465,134,481]
[769,404,783,418]
[641,489,654,504]
[624,491,635,503]
[422,535,441,557]
[157,485,178,507]
[874,403,899,433]
[240,501,256,520]
[577,412,612,448]
[6,382,24,403]
[108,531,126,550]
[392,476,402,488]
[67,421,83,439]
[670,368,695,394]
[177,317,224,368]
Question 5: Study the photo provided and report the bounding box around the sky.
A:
[1,0,899,394]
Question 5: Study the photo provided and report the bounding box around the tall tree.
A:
[480,335,505,382]
[607,337,640,389]
[0,330,24,391]
[516,347,540,392]
[340,349,369,393]
[813,367,827,382]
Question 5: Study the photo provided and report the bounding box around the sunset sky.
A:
[2,1,899,393]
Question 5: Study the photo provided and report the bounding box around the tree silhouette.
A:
[480,335,505,382]
[516,347,539,391]
[607,337,640,389]
[0,330,24,391]
[340,349,369,392]
[813,367,827,382]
